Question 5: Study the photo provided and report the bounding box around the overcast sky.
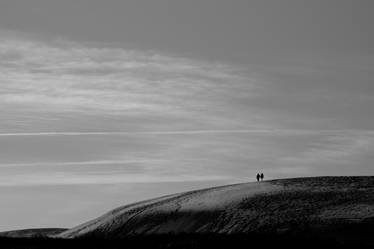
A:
[0,0,373,231]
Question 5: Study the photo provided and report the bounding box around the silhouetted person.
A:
[260,173,264,181]
[256,173,260,182]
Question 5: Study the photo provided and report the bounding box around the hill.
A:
[0,228,67,238]
[56,176,374,243]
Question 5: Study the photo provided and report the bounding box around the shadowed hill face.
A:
[57,177,374,239]
[0,228,67,238]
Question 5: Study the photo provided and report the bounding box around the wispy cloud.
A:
[0,159,167,168]
[1,129,373,137]
[0,35,266,135]
[2,34,373,134]
[0,34,373,187]
[279,132,374,168]
[0,37,251,117]
[0,172,230,186]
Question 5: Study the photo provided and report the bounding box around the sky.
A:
[0,0,373,231]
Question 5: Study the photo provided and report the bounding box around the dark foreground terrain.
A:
[1,176,373,248]
[0,231,373,249]
[0,228,67,238]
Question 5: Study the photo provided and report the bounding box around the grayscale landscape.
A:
[0,0,373,248]
[1,176,373,247]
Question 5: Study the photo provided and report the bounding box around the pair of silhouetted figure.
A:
[256,173,264,182]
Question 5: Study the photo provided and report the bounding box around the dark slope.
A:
[0,228,68,238]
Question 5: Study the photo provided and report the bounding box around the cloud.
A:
[2,33,373,134]
[0,35,263,134]
[279,131,374,166]
[0,33,374,186]
[0,37,251,117]
[1,129,373,137]
[0,172,230,186]
[0,128,373,186]
[0,159,166,168]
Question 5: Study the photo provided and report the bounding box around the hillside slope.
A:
[0,228,67,238]
[57,176,374,239]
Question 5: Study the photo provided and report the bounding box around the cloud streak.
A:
[280,133,374,166]
[0,172,231,186]
[1,129,373,137]
[0,35,262,134]
[0,159,168,168]
[0,38,251,116]
[0,34,373,187]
